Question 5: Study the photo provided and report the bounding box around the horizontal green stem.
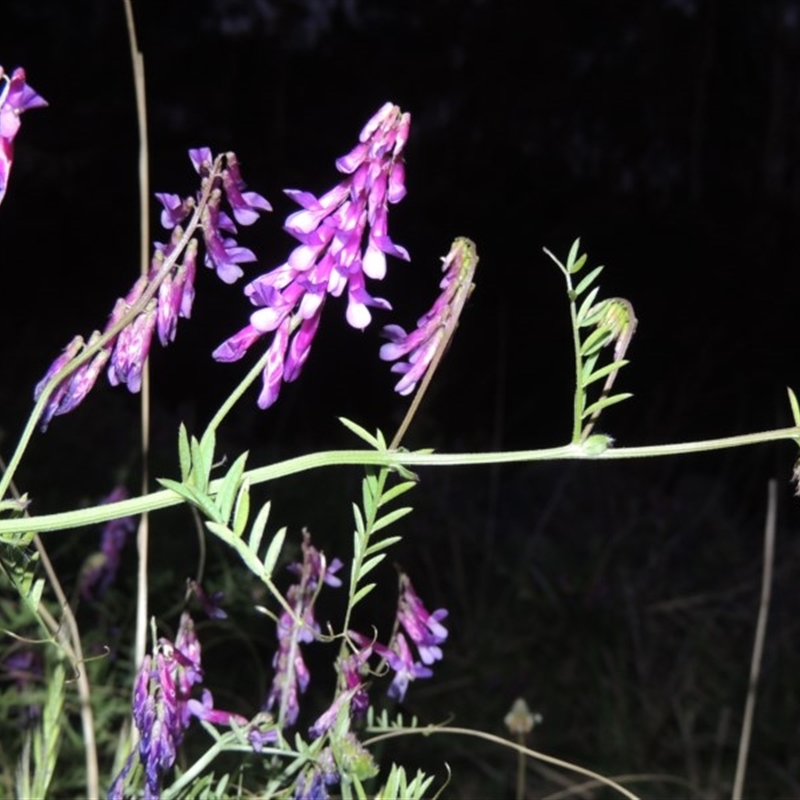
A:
[2,425,798,537]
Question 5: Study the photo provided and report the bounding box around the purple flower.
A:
[348,572,447,703]
[380,237,478,395]
[264,531,342,727]
[35,151,267,428]
[184,148,271,283]
[125,611,247,799]
[381,632,433,702]
[1,646,43,725]
[79,487,136,601]
[214,102,410,409]
[396,573,448,665]
[0,66,47,206]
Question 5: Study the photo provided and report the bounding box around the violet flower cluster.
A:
[34,150,269,429]
[267,532,447,737]
[79,486,136,601]
[213,102,411,409]
[265,530,343,727]
[380,236,478,396]
[350,572,448,703]
[112,610,251,800]
[0,66,47,206]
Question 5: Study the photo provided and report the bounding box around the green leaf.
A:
[215,451,249,525]
[576,287,601,325]
[580,353,600,385]
[372,506,413,534]
[573,265,604,296]
[569,252,588,275]
[584,359,629,387]
[262,527,287,577]
[352,503,366,538]
[565,238,581,272]
[205,521,234,547]
[178,423,192,480]
[157,478,220,520]
[788,387,800,427]
[357,554,386,580]
[232,481,250,539]
[364,535,402,555]
[579,326,612,357]
[338,417,380,448]
[192,428,217,488]
[378,481,417,507]
[582,392,633,419]
[351,582,376,608]
[249,501,271,555]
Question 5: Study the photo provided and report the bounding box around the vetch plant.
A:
[3,5,800,799]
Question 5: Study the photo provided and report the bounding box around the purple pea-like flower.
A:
[348,571,448,703]
[79,487,136,601]
[380,237,478,396]
[124,611,248,799]
[264,530,342,727]
[35,151,268,428]
[0,66,47,206]
[396,573,448,665]
[214,102,410,409]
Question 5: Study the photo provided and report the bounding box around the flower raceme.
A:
[213,102,411,409]
[265,530,343,728]
[0,66,47,206]
[34,151,269,429]
[380,236,478,397]
[120,612,250,800]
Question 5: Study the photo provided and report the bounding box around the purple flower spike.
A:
[79,486,136,601]
[396,573,448,665]
[223,151,272,225]
[35,151,267,429]
[348,570,448,703]
[121,611,247,799]
[215,102,410,409]
[0,66,47,206]
[264,530,342,727]
[107,301,158,393]
[380,237,478,396]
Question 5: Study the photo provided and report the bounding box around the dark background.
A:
[3,0,800,458]
[3,1,800,796]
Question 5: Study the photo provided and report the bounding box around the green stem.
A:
[543,247,584,444]
[205,347,272,434]
[2,424,799,537]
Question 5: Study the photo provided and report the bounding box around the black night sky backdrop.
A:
[4,1,800,793]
